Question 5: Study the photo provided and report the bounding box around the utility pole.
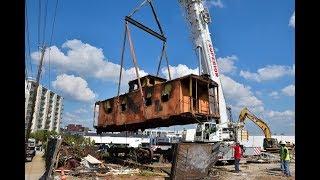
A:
[25,46,46,148]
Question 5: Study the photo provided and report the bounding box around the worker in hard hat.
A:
[279,141,285,173]
[233,142,243,173]
[279,141,291,176]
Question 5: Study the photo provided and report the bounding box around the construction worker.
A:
[279,141,285,173]
[280,141,291,176]
[233,142,242,173]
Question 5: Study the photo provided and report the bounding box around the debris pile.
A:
[246,152,280,163]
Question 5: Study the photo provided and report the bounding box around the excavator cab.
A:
[263,138,279,150]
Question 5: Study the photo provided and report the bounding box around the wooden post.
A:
[25,46,46,154]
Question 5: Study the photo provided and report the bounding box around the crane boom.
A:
[178,0,229,128]
[238,107,272,139]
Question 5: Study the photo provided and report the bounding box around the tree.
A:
[29,130,59,143]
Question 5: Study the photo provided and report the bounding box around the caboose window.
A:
[145,97,152,106]
[161,94,169,102]
[121,103,127,111]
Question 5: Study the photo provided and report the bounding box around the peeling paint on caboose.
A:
[95,74,220,133]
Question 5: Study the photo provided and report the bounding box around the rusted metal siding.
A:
[96,75,220,132]
[170,142,222,180]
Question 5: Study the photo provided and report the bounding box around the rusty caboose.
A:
[94,74,220,133]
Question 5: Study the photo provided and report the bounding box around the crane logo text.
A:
[207,42,219,77]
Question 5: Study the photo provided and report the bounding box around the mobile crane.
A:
[178,0,237,143]
[94,0,240,164]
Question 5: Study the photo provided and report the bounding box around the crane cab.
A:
[194,122,220,142]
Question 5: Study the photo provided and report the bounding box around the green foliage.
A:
[62,133,93,146]
[30,130,59,143]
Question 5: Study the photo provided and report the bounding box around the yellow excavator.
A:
[237,107,280,152]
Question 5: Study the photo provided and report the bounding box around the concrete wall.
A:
[240,135,295,148]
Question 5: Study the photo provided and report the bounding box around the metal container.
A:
[94,74,220,132]
[170,142,222,180]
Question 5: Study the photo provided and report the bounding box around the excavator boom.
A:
[238,107,272,139]
[238,107,281,152]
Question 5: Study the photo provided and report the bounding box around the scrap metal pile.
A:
[52,140,170,178]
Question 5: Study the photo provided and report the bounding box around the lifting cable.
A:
[128,0,149,17]
[116,0,172,122]
[117,22,128,98]
[126,23,146,118]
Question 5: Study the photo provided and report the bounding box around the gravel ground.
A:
[210,162,295,180]
[54,162,295,179]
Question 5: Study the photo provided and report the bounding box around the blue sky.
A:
[25,0,295,135]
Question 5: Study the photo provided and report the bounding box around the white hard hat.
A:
[279,141,285,145]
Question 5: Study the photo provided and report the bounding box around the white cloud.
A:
[281,84,295,96]
[162,64,264,115]
[75,108,88,114]
[63,112,78,121]
[289,11,295,28]
[220,74,264,114]
[62,112,92,128]
[217,55,238,74]
[269,91,280,99]
[255,91,262,96]
[161,55,237,79]
[31,39,147,84]
[206,0,224,8]
[265,110,295,121]
[161,64,198,79]
[52,74,96,102]
[240,64,294,82]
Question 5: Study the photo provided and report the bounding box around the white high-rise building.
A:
[25,78,63,133]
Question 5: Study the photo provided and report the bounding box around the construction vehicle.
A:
[178,0,244,164]
[94,0,241,163]
[237,107,295,153]
[179,0,236,143]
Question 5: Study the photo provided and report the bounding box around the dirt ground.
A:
[56,162,294,180]
[210,162,295,180]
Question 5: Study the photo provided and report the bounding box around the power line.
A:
[48,0,59,90]
[25,0,33,77]
[42,0,49,46]
[38,0,41,48]
[49,0,59,47]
